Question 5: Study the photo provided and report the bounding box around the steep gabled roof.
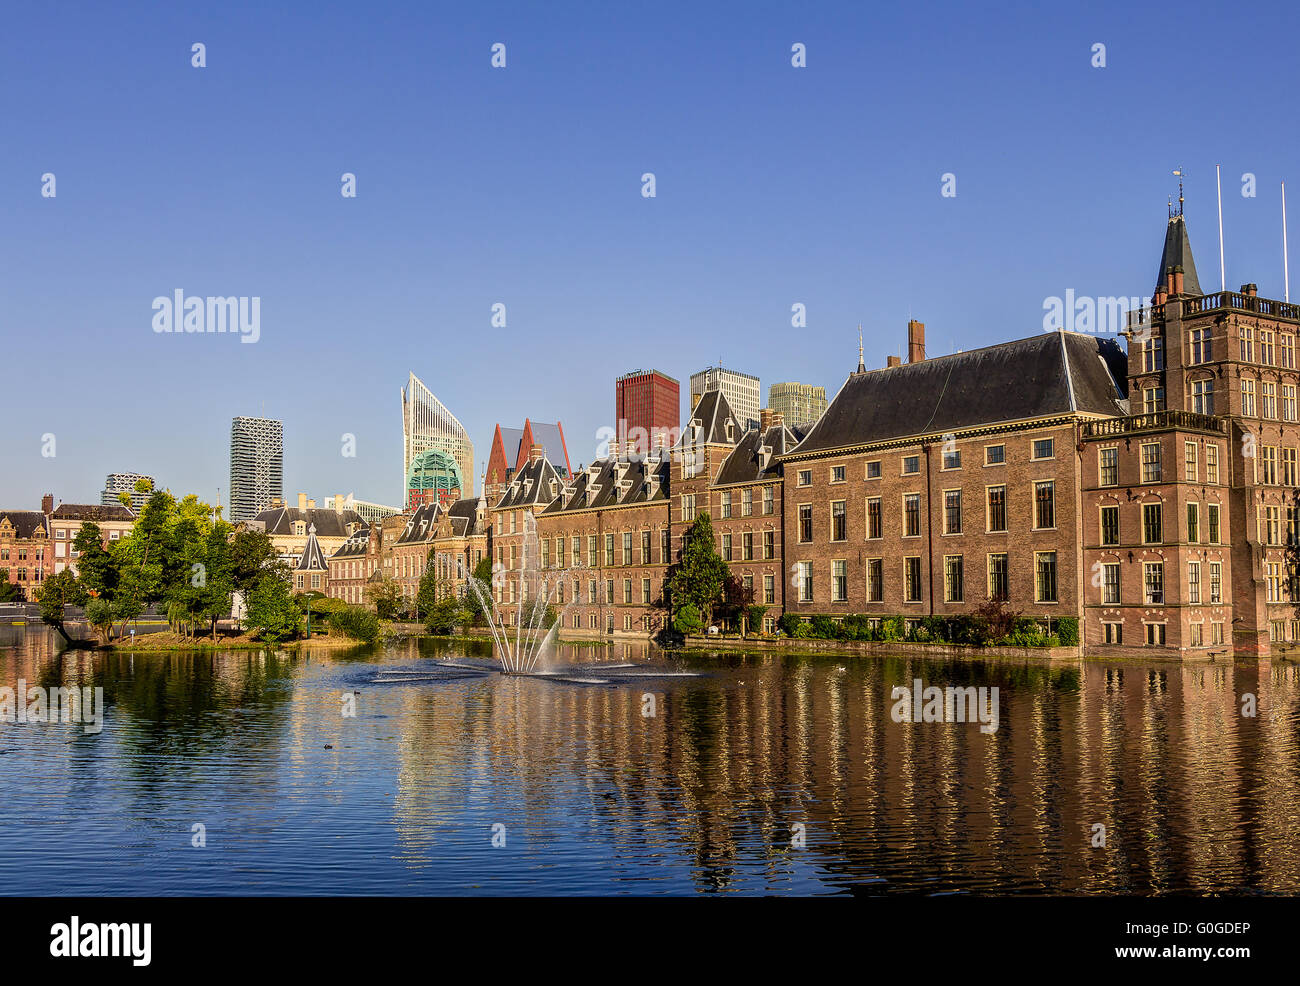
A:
[395,503,441,544]
[0,511,49,539]
[1155,215,1202,297]
[786,331,1128,459]
[329,526,371,560]
[493,455,564,510]
[672,389,742,455]
[254,506,365,538]
[541,456,671,515]
[714,423,805,486]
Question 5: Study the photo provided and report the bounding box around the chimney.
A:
[907,320,926,363]
[307,498,316,509]
[41,493,53,514]
[529,443,545,464]
[1242,283,1258,297]
[886,354,901,368]
[1166,267,1175,296]
[1172,266,1185,296]
[335,494,345,514]
[760,408,774,430]
[297,492,307,510]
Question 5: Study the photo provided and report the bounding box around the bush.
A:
[777,612,802,636]
[330,605,380,643]
[426,597,466,635]
[1056,617,1079,646]
[674,603,703,635]
[810,614,841,639]
[745,604,768,633]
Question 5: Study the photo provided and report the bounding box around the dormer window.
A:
[294,521,306,535]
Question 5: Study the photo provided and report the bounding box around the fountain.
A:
[460,510,580,675]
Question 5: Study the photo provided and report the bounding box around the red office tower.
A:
[615,369,680,458]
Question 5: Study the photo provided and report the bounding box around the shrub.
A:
[673,603,703,635]
[426,597,466,635]
[1056,617,1079,646]
[810,614,841,639]
[777,612,802,637]
[745,604,768,633]
[330,605,380,643]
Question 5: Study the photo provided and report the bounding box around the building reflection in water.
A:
[3,624,1299,894]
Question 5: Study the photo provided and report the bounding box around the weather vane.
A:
[1172,168,1186,216]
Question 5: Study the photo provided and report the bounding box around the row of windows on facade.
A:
[791,552,1059,604]
[790,553,1227,608]
[1140,375,1300,419]
[1141,327,1300,373]
[501,530,678,569]
[1100,621,1226,647]
[789,439,1057,489]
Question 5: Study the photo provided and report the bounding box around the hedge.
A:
[773,612,1068,648]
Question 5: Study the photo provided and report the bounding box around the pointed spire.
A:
[1154,210,1202,298]
[857,324,866,372]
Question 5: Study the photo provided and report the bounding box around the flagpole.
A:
[1216,164,1226,291]
[1284,180,1291,303]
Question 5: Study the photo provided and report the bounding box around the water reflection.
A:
[1,625,1298,895]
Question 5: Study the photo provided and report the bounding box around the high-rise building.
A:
[101,472,156,512]
[615,369,680,456]
[229,416,283,524]
[767,382,828,429]
[402,372,475,508]
[690,365,760,432]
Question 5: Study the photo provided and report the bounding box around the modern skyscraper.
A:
[229,417,283,523]
[100,472,156,512]
[402,372,475,508]
[767,382,828,429]
[690,365,761,432]
[615,369,680,456]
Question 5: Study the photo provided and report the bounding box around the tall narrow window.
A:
[1034,481,1055,529]
[987,486,1007,532]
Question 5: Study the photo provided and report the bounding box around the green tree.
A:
[365,572,404,620]
[72,523,117,601]
[85,597,117,645]
[426,596,466,635]
[415,552,448,619]
[245,571,302,642]
[0,569,21,603]
[673,603,703,635]
[666,514,730,625]
[35,570,88,645]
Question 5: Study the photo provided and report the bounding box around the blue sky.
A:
[4,0,1299,508]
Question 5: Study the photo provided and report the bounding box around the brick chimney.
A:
[907,320,926,363]
[297,492,307,509]
[335,494,346,514]
[1172,266,1185,296]
[760,408,774,430]
[529,443,545,464]
[1165,267,1176,296]
[886,355,902,368]
[307,498,316,509]
[1242,283,1258,297]
[41,493,53,514]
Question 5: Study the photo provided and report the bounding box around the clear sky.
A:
[4,0,1299,509]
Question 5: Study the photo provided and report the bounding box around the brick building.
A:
[48,502,136,575]
[0,503,51,599]
[534,446,673,636]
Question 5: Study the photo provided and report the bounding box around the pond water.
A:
[1,625,1298,895]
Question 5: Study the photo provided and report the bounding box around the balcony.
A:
[1129,291,1300,326]
[1081,410,1227,438]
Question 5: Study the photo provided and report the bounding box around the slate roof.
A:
[445,496,489,537]
[296,525,329,571]
[714,423,805,487]
[329,526,371,560]
[1155,215,1202,297]
[494,455,565,510]
[395,503,442,544]
[253,506,365,538]
[671,389,742,455]
[542,456,671,515]
[50,503,136,522]
[787,331,1128,458]
[0,511,49,539]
